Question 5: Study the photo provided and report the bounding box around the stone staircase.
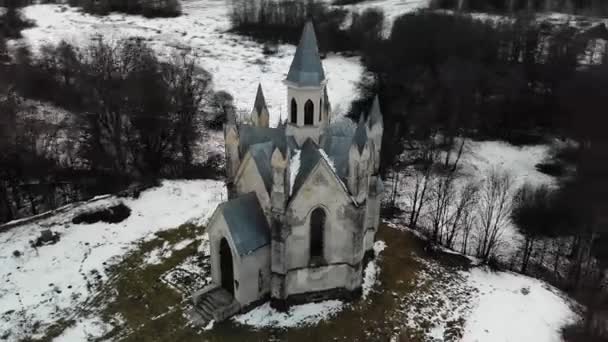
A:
[189,286,241,325]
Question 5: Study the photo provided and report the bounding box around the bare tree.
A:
[407,165,434,229]
[445,180,479,249]
[475,169,513,261]
[429,173,456,244]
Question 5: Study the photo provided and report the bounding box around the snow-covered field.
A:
[0,180,225,340]
[462,268,577,342]
[20,0,364,126]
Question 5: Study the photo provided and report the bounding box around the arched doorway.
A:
[219,238,234,296]
[310,208,326,264]
[304,99,314,125]
[291,98,298,124]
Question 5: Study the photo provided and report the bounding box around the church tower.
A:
[284,21,329,146]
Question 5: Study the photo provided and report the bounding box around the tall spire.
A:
[285,21,326,87]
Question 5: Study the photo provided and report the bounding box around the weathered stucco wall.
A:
[208,214,270,308]
[283,161,365,296]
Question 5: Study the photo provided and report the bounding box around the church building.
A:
[191,22,384,323]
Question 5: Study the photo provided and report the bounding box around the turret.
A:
[284,21,329,146]
[224,110,240,198]
[251,83,270,128]
[366,95,383,174]
[270,147,289,213]
[348,117,371,204]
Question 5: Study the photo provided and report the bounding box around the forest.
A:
[0,3,231,225]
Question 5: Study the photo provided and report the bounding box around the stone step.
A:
[197,297,217,314]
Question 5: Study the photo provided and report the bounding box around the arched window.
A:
[304,100,314,125]
[310,208,326,264]
[291,98,297,124]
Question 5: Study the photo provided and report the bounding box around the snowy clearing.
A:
[397,248,578,342]
[0,180,225,340]
[462,267,578,342]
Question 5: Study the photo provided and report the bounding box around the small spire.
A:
[369,95,383,128]
[253,83,268,115]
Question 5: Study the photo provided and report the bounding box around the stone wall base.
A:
[271,286,362,312]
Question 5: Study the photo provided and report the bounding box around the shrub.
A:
[72,203,132,224]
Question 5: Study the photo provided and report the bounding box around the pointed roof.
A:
[286,21,326,87]
[369,95,383,127]
[252,83,268,116]
[353,115,368,153]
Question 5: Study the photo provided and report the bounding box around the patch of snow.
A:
[0,180,225,340]
[54,317,110,342]
[289,149,301,195]
[233,300,344,329]
[373,240,387,256]
[462,267,578,342]
[203,319,215,331]
[173,238,195,251]
[362,240,386,299]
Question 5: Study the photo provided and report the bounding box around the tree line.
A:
[362,11,607,341]
[0,38,233,224]
[229,0,384,54]
[63,0,182,18]
[431,0,608,16]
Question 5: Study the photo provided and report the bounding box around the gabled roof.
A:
[248,141,274,194]
[285,21,326,87]
[238,125,287,158]
[321,134,352,180]
[252,83,268,116]
[290,138,357,206]
[291,139,322,195]
[221,193,270,256]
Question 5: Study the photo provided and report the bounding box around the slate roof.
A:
[248,141,274,194]
[321,134,352,180]
[221,192,270,256]
[286,21,326,87]
[238,125,287,158]
[292,139,324,195]
[252,83,268,116]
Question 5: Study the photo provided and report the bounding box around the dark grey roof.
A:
[221,192,270,256]
[323,119,356,138]
[321,135,351,180]
[369,95,382,127]
[253,83,268,116]
[249,142,274,194]
[353,116,368,153]
[238,125,287,158]
[292,139,322,195]
[286,22,326,87]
